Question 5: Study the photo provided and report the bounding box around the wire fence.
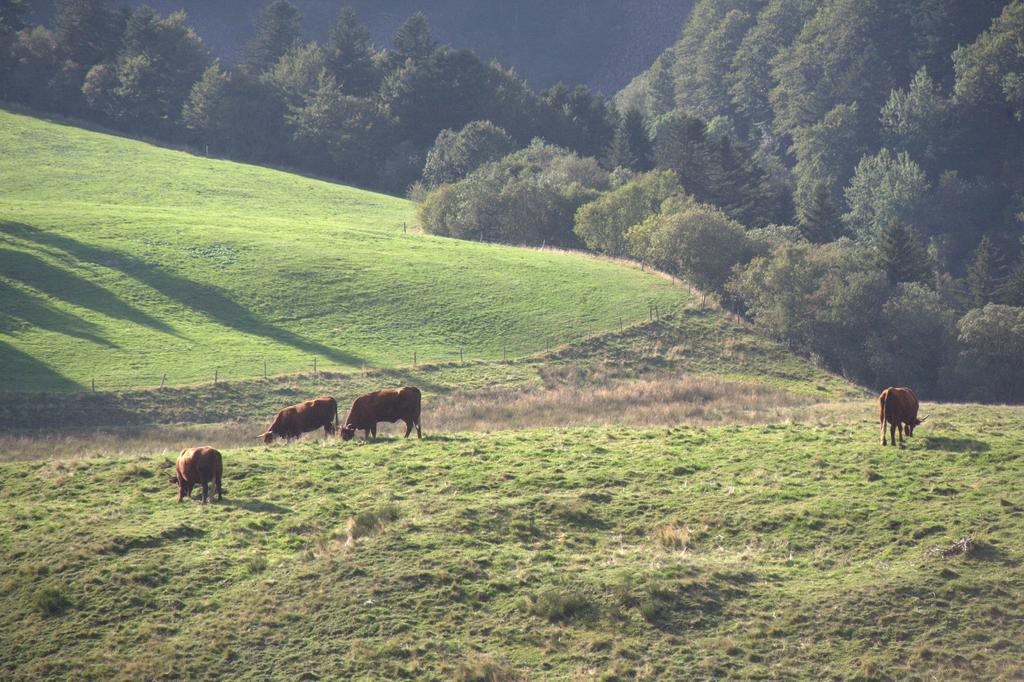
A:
[66,303,678,394]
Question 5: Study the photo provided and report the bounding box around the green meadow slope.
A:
[0,109,684,392]
[1,407,1021,680]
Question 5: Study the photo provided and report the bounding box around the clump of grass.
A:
[453,654,516,682]
[346,503,400,544]
[244,555,268,575]
[653,523,692,551]
[526,587,592,623]
[33,586,71,616]
[117,463,153,482]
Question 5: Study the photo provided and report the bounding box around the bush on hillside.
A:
[573,168,683,258]
[419,139,608,246]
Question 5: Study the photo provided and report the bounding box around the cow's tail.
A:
[879,389,889,444]
[335,401,340,434]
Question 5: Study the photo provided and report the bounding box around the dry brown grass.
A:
[1,367,874,461]
[0,421,334,462]
[426,369,814,432]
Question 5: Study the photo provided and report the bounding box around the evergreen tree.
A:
[108,8,211,134]
[327,7,378,96]
[798,182,842,243]
[999,255,1024,306]
[53,0,122,67]
[606,108,652,172]
[241,0,302,75]
[965,234,1001,306]
[393,12,437,62]
[876,220,931,286]
[653,111,710,199]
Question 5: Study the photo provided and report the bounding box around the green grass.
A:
[0,109,685,391]
[1,404,1021,680]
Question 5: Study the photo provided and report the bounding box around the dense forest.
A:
[3,0,1024,402]
[25,0,695,93]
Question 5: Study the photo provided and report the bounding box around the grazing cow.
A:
[170,446,223,503]
[879,386,927,446]
[340,386,422,441]
[260,395,338,444]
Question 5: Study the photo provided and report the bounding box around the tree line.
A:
[0,0,618,193]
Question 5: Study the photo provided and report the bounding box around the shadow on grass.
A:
[221,498,292,514]
[4,222,362,366]
[0,340,80,391]
[0,248,175,335]
[0,280,118,348]
[921,435,990,452]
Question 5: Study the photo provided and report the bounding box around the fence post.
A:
[503,346,507,361]
[413,351,417,367]
[160,374,166,389]
[91,377,95,392]
[214,369,218,384]
[313,357,317,376]
[460,349,463,363]
[263,359,267,379]
[620,317,623,332]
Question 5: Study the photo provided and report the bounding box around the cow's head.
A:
[340,424,356,441]
[906,415,928,436]
[258,430,274,444]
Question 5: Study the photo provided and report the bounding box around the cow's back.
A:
[881,387,919,423]
[178,446,222,483]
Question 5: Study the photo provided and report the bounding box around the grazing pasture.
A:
[0,109,684,391]
[1,408,1021,680]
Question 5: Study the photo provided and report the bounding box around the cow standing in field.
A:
[171,446,223,503]
[340,386,422,441]
[879,386,927,446]
[259,395,339,444]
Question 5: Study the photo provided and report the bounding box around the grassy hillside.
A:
[1,406,1021,680]
[0,109,684,392]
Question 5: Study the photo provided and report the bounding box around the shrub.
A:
[419,139,608,246]
[526,586,592,623]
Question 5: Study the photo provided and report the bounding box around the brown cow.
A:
[340,386,422,441]
[879,386,927,446]
[170,446,223,503]
[259,395,339,444]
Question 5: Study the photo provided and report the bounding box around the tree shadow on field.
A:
[0,279,118,348]
[920,435,990,452]
[3,223,362,366]
[0,248,174,335]
[0,340,80,391]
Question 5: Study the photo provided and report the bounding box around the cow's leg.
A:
[898,423,905,446]
[201,481,209,504]
[370,424,377,439]
[403,418,413,438]
[889,423,897,447]
[881,417,887,445]
[177,475,186,503]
